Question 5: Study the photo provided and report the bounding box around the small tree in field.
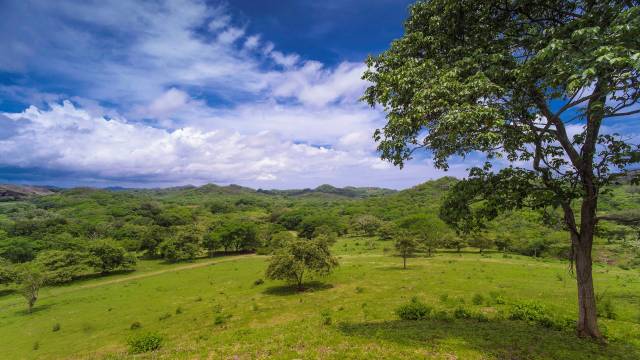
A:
[15,263,47,313]
[399,214,450,256]
[442,235,467,253]
[265,239,338,290]
[469,234,494,254]
[395,232,418,269]
[364,0,640,338]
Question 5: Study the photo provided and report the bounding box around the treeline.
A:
[0,178,638,288]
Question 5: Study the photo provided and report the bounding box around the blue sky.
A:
[0,0,471,189]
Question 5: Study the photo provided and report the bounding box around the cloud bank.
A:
[0,0,460,188]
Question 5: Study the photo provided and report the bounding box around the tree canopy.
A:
[363,0,640,339]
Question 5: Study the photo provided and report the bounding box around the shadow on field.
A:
[338,319,640,359]
[0,288,15,298]
[73,268,135,282]
[14,303,55,315]
[263,281,333,296]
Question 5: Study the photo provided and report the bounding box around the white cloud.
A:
[0,0,460,189]
[0,102,415,187]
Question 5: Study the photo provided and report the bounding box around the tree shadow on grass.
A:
[14,303,55,316]
[0,288,15,298]
[338,319,640,360]
[72,268,135,282]
[263,281,333,296]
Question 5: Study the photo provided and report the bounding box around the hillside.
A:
[0,184,56,202]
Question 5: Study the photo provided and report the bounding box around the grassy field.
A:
[0,238,639,359]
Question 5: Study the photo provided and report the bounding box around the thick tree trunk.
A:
[575,196,601,339]
[575,233,600,338]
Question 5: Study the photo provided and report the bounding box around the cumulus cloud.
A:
[0,0,457,188]
[0,102,413,187]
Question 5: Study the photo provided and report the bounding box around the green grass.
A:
[1,238,639,359]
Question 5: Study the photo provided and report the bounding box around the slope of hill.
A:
[0,184,55,201]
[257,184,396,198]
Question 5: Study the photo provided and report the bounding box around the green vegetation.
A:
[0,240,638,359]
[363,0,640,338]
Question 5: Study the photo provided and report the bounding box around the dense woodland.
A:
[1,177,639,290]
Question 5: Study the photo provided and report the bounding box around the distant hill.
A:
[257,184,396,198]
[0,184,56,201]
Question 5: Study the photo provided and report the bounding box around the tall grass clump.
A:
[127,333,163,354]
[395,297,433,320]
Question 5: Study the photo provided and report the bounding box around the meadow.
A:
[1,238,638,359]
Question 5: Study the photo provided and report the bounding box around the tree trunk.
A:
[403,255,407,269]
[575,196,602,339]
[297,271,304,291]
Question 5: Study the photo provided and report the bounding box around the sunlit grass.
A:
[0,237,638,359]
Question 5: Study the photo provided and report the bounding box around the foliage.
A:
[208,221,259,253]
[127,332,163,354]
[265,238,338,290]
[352,214,382,236]
[394,231,418,269]
[158,230,201,262]
[363,0,640,338]
[34,249,89,284]
[14,262,47,313]
[0,257,15,285]
[88,240,136,273]
[395,297,433,320]
[398,213,452,256]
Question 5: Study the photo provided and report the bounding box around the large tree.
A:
[363,0,640,338]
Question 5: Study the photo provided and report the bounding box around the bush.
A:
[214,313,231,325]
[158,313,172,321]
[52,323,61,332]
[130,321,142,330]
[472,311,489,322]
[395,297,433,320]
[453,307,472,319]
[253,278,264,286]
[509,301,548,322]
[507,301,572,331]
[472,293,484,305]
[127,333,163,354]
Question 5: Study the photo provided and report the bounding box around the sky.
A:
[0,0,474,189]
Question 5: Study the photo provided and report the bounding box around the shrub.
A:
[472,293,484,305]
[472,311,489,322]
[395,297,433,320]
[453,307,472,319]
[130,321,142,330]
[127,333,163,354]
[158,313,172,321]
[355,286,364,293]
[175,307,183,315]
[253,278,264,286]
[52,323,60,332]
[214,313,231,325]
[509,301,548,322]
